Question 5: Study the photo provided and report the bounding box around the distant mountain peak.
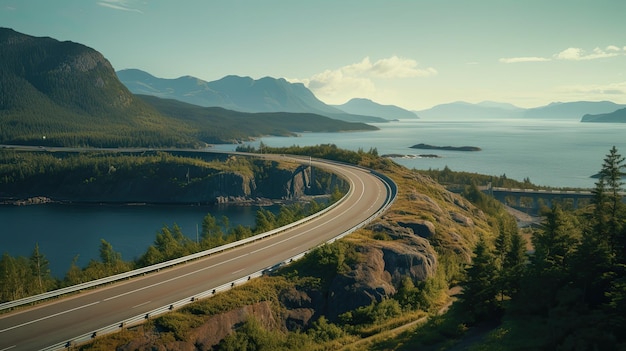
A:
[334,98,418,120]
[117,69,387,122]
[416,100,626,120]
[476,101,522,110]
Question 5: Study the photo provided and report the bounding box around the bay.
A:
[216,118,626,189]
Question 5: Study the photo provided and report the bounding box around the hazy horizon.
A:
[2,0,625,110]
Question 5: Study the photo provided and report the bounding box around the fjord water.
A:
[0,204,262,277]
[225,118,626,189]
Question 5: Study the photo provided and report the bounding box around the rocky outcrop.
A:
[118,302,277,351]
[395,220,436,238]
[3,159,347,206]
[281,221,438,322]
[187,302,278,350]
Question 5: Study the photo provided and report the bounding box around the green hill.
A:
[0,28,198,147]
[0,28,376,147]
[137,95,378,143]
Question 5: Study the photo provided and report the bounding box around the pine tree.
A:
[518,206,581,315]
[595,146,625,256]
[99,239,121,267]
[29,243,52,294]
[459,238,501,323]
[501,229,527,299]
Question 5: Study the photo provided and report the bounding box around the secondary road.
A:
[0,156,393,351]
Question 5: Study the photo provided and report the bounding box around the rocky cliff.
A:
[1,154,346,206]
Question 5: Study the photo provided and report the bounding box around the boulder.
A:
[397,220,436,239]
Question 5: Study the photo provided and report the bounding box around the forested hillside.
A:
[0,28,198,147]
[0,28,376,148]
[137,95,378,144]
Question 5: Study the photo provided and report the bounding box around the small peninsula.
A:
[410,143,482,152]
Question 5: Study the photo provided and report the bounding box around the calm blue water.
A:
[216,118,626,189]
[0,203,263,277]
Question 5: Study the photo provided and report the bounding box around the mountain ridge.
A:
[415,100,626,120]
[332,98,419,120]
[117,69,387,123]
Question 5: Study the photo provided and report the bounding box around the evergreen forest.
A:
[421,146,626,350]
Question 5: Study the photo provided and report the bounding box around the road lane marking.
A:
[0,345,16,351]
[103,255,244,302]
[132,301,151,309]
[0,301,100,333]
[231,269,244,275]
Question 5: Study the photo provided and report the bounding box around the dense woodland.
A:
[419,146,626,350]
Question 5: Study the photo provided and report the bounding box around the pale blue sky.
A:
[2,0,625,110]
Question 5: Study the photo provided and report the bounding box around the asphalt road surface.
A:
[0,157,392,351]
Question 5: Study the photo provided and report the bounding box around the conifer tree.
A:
[502,228,527,298]
[459,238,500,323]
[519,206,580,314]
[29,243,52,294]
[595,146,625,256]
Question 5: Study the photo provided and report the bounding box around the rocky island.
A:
[410,143,482,152]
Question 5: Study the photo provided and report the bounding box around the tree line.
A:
[453,146,626,349]
[0,199,333,303]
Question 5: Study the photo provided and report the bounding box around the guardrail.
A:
[38,168,397,351]
[0,172,350,312]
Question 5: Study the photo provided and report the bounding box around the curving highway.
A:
[0,156,393,351]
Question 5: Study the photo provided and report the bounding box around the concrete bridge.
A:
[484,186,595,213]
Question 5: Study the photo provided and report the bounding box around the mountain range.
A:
[117,69,392,123]
[415,100,626,121]
[0,28,375,147]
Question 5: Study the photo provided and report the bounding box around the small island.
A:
[410,143,482,152]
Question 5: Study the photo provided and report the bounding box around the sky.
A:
[1,0,625,110]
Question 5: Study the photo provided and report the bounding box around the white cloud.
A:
[369,56,437,78]
[289,56,436,104]
[554,47,620,61]
[556,81,626,97]
[98,0,143,13]
[499,56,551,63]
[501,45,624,63]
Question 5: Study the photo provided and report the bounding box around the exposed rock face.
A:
[188,302,277,350]
[280,286,317,330]
[396,220,436,238]
[326,246,395,319]
[4,160,346,205]
[118,302,277,351]
[450,211,474,227]
[298,222,438,321]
